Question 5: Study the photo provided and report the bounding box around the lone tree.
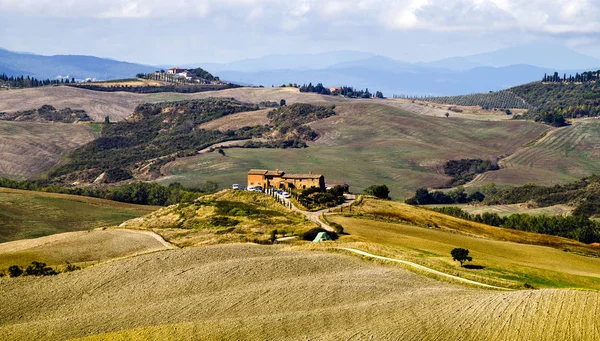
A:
[364,184,390,199]
[218,148,226,156]
[280,99,286,106]
[451,248,472,267]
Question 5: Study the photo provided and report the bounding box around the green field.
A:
[468,119,600,187]
[328,199,600,290]
[0,188,158,242]
[159,102,547,198]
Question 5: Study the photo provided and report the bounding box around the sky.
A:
[1,0,599,65]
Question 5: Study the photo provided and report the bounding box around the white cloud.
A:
[0,0,598,36]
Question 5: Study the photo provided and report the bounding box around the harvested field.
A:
[0,121,97,179]
[0,188,158,242]
[377,98,527,121]
[327,199,600,290]
[0,86,336,122]
[466,119,600,187]
[427,203,574,217]
[0,229,170,269]
[0,244,598,340]
[198,108,271,131]
[160,102,548,198]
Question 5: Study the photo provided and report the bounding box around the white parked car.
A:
[232,184,239,190]
[282,192,291,198]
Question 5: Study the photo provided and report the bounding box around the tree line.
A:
[296,83,384,98]
[543,71,600,83]
[0,74,75,88]
[431,206,600,244]
[0,178,215,206]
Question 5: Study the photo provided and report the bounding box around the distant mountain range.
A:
[1,44,599,96]
[0,48,155,81]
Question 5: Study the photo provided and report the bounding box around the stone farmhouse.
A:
[247,169,325,191]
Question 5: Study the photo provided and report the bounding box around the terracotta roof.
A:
[265,170,284,176]
[248,169,268,175]
[283,173,323,179]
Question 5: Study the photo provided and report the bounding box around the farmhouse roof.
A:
[248,169,268,175]
[283,173,323,180]
[265,170,284,176]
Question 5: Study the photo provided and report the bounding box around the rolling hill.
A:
[159,100,548,197]
[0,243,598,340]
[0,188,157,242]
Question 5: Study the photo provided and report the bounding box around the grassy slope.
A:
[159,102,548,198]
[120,190,315,247]
[0,229,169,269]
[329,199,600,290]
[0,188,158,243]
[0,244,598,340]
[468,119,600,187]
[0,121,97,180]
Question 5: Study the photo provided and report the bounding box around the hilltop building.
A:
[247,169,325,190]
[167,67,186,74]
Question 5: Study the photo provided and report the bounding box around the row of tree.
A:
[543,71,600,83]
[432,207,600,243]
[0,74,75,88]
[0,178,214,206]
[296,83,384,98]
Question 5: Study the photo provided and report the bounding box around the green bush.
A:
[209,216,239,227]
[364,184,390,199]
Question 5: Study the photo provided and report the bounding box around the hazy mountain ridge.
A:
[0,49,155,80]
[2,44,599,95]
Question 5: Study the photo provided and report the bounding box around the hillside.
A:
[327,198,600,290]
[160,101,548,197]
[0,121,97,180]
[0,229,170,270]
[120,190,316,247]
[0,244,598,340]
[0,188,157,242]
[467,119,600,188]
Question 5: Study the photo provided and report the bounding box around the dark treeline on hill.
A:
[0,74,74,88]
[0,105,91,123]
[408,175,600,218]
[510,72,600,126]
[67,83,239,94]
[542,71,600,83]
[482,176,600,217]
[50,98,265,182]
[0,178,214,206]
[443,159,499,187]
[431,206,600,244]
[295,82,384,98]
[405,187,485,206]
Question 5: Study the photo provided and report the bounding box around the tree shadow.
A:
[463,264,485,270]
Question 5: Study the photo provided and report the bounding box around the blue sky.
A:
[1,0,599,65]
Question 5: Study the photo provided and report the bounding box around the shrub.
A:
[8,265,23,277]
[364,184,390,199]
[209,216,239,227]
[25,261,58,276]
